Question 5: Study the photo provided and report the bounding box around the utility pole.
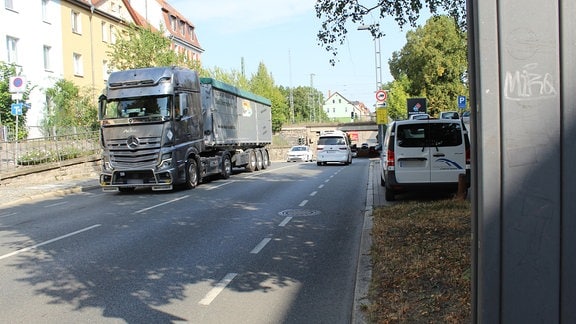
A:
[309,73,315,122]
[289,50,294,123]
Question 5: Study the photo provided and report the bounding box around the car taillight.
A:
[466,148,471,168]
[339,147,348,150]
[387,149,395,167]
[317,146,324,151]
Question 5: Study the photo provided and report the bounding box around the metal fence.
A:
[0,131,100,175]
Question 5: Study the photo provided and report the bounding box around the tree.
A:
[108,23,198,70]
[249,63,288,132]
[383,76,410,120]
[43,79,98,135]
[388,15,467,116]
[315,0,466,64]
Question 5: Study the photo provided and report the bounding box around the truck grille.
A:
[106,136,162,168]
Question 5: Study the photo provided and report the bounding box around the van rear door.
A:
[393,122,431,183]
[428,121,467,183]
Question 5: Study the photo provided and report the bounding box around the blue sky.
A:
[170,0,418,111]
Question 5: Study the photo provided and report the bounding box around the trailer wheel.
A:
[261,149,269,169]
[185,158,200,189]
[245,150,257,172]
[221,154,232,179]
[255,150,263,171]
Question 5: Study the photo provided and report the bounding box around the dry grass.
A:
[365,199,472,323]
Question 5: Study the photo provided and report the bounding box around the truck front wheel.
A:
[185,158,200,189]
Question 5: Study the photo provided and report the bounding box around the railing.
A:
[0,131,100,175]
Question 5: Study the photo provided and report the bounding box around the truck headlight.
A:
[159,153,172,168]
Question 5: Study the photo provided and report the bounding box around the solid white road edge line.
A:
[250,238,272,254]
[198,272,238,306]
[0,224,102,261]
[134,195,190,214]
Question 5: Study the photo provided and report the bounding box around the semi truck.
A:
[98,66,272,192]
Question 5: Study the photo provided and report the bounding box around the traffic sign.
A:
[458,95,467,109]
[9,76,26,93]
[375,90,387,102]
[11,103,23,115]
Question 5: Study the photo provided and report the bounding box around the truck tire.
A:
[255,150,263,171]
[261,149,269,169]
[185,158,200,189]
[245,150,257,172]
[221,154,232,179]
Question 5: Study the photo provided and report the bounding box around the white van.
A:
[380,119,470,200]
[316,130,353,166]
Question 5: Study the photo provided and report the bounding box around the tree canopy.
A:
[315,0,466,65]
[388,15,467,116]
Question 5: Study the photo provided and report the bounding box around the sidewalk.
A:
[0,176,100,209]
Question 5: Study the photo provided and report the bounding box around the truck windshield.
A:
[102,96,171,119]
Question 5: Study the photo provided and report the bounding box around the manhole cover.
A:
[278,209,321,217]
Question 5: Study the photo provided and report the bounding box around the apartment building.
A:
[1,0,203,138]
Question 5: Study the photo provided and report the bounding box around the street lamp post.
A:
[357,25,383,93]
[358,24,385,145]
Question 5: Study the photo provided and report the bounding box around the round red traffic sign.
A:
[375,90,387,102]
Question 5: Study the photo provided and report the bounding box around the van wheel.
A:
[185,158,200,189]
[221,154,232,179]
[385,187,395,201]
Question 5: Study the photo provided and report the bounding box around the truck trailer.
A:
[98,66,272,192]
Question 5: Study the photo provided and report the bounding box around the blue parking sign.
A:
[458,95,467,109]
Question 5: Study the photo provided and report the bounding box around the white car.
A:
[316,130,353,166]
[287,145,314,162]
[408,113,431,120]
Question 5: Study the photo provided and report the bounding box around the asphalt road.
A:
[0,158,376,323]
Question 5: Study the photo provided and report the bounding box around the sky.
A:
[170,0,419,111]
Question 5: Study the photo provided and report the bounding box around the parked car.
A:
[380,119,471,201]
[408,113,431,120]
[440,111,460,119]
[316,130,353,165]
[461,110,470,124]
[287,145,314,162]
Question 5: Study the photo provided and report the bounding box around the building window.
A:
[189,27,195,40]
[6,36,18,64]
[5,0,14,10]
[170,15,177,31]
[42,0,49,22]
[73,53,83,76]
[180,20,186,35]
[332,108,335,113]
[101,22,108,42]
[102,60,109,79]
[43,45,51,70]
[71,10,82,34]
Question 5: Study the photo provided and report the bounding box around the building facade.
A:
[323,92,371,123]
[0,0,203,139]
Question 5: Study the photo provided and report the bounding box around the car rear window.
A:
[397,123,462,148]
[318,136,346,145]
